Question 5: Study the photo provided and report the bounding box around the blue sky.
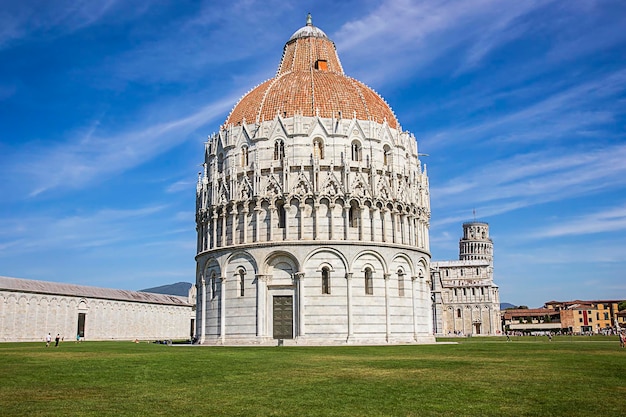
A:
[1,0,625,307]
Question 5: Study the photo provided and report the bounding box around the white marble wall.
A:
[0,291,193,342]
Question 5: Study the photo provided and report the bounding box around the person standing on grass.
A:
[620,332,625,348]
[45,333,51,347]
[54,334,60,347]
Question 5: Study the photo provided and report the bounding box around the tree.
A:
[517,305,529,309]
[618,301,626,311]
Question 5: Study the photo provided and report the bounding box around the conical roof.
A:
[225,15,398,129]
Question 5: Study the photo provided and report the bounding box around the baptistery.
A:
[195,15,433,345]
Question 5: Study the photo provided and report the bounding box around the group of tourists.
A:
[44,333,61,347]
[44,333,81,347]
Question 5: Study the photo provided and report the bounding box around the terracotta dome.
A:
[225,15,398,129]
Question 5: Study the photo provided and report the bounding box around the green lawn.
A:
[0,336,624,416]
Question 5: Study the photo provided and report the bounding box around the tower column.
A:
[230,205,237,245]
[200,278,206,344]
[219,276,226,344]
[256,275,270,338]
[242,206,249,244]
[343,204,349,240]
[345,273,353,341]
[220,208,226,247]
[370,207,377,242]
[411,275,418,340]
[313,204,320,240]
[329,204,335,240]
[269,206,275,241]
[211,211,218,248]
[384,273,391,342]
[295,272,306,337]
[284,203,291,240]
[381,209,387,242]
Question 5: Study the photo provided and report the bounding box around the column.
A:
[211,211,218,248]
[384,273,391,342]
[220,209,226,247]
[391,211,397,244]
[359,207,365,240]
[381,209,387,242]
[284,204,290,241]
[370,208,377,242]
[313,204,320,240]
[329,204,335,240]
[425,274,433,336]
[298,204,304,240]
[254,203,262,242]
[295,272,306,337]
[345,273,353,342]
[230,205,237,245]
[219,276,226,344]
[242,206,249,244]
[411,275,418,341]
[269,207,275,241]
[200,279,206,344]
[256,275,270,338]
[343,205,349,240]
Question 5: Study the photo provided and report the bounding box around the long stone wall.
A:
[0,290,193,342]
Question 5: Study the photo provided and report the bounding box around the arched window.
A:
[211,272,217,298]
[276,201,286,228]
[351,140,362,162]
[364,267,373,295]
[349,201,360,228]
[321,267,330,294]
[397,269,405,297]
[238,268,245,297]
[457,308,461,318]
[217,153,224,173]
[313,138,324,160]
[241,145,249,167]
[383,145,391,166]
[274,139,285,160]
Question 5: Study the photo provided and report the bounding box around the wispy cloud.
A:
[0,0,128,49]
[529,204,626,239]
[0,205,171,256]
[334,0,545,84]
[431,143,626,226]
[4,96,235,197]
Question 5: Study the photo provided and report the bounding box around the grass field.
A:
[0,336,624,416]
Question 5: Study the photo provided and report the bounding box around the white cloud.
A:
[5,96,235,197]
[0,0,129,49]
[529,204,626,239]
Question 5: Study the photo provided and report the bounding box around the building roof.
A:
[0,276,190,306]
[225,15,399,129]
[502,308,560,319]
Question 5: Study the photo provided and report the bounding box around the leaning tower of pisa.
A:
[459,222,493,264]
[194,15,434,345]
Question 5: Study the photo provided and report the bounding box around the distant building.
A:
[501,308,561,333]
[545,300,622,333]
[431,222,501,336]
[502,300,623,334]
[0,276,194,342]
